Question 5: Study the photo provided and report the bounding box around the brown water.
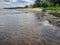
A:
[0,9,60,45]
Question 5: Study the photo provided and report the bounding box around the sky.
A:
[0,0,35,8]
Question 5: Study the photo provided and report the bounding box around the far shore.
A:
[4,8,43,12]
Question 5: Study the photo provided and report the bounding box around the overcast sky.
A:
[0,0,35,8]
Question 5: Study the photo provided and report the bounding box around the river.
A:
[0,9,60,45]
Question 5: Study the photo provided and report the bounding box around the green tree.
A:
[33,0,42,7]
[49,0,60,6]
[33,0,50,7]
[25,5,28,8]
[33,0,60,8]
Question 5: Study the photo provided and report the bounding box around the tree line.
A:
[33,0,60,8]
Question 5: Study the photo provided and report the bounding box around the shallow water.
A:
[0,9,60,45]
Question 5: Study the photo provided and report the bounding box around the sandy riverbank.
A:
[17,8,42,12]
[3,8,43,12]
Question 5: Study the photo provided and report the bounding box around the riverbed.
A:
[0,9,60,45]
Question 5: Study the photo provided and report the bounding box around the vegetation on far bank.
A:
[25,0,60,10]
[33,0,60,8]
[4,7,25,9]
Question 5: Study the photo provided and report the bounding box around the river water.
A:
[0,9,60,45]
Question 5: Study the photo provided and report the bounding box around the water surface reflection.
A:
[0,9,60,45]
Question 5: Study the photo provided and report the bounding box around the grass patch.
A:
[42,6,60,18]
[42,6,60,10]
[50,12,60,18]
